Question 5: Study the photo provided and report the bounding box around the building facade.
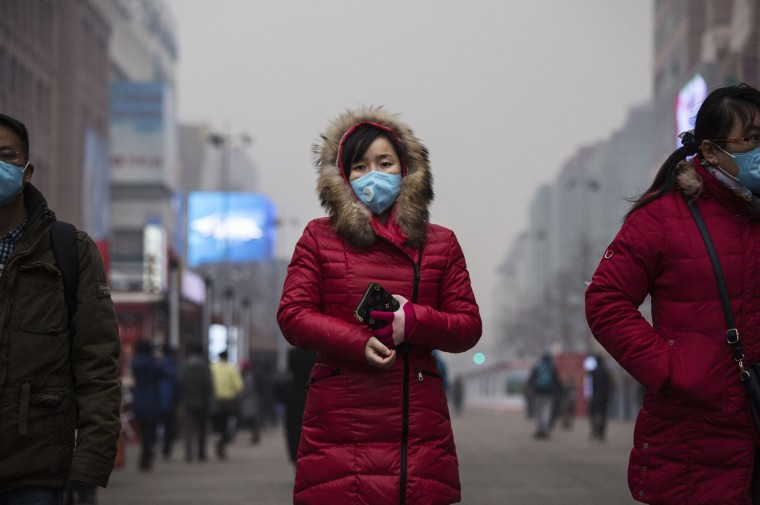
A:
[499,0,760,359]
[653,0,760,164]
[0,0,110,235]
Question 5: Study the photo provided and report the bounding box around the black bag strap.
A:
[411,246,422,304]
[50,220,79,319]
[682,195,749,380]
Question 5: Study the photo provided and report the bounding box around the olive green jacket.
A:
[0,184,121,490]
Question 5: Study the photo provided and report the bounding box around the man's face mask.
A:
[0,160,27,207]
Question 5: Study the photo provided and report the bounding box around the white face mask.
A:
[349,171,401,214]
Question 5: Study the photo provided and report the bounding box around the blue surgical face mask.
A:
[0,160,26,207]
[350,171,401,215]
[716,144,760,193]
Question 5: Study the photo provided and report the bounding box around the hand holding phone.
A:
[354,282,400,329]
[371,294,417,348]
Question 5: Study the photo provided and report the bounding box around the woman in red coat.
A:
[586,84,760,504]
[277,107,481,504]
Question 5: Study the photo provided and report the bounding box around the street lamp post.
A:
[205,129,253,362]
[202,275,213,355]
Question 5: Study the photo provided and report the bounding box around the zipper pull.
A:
[416,369,423,382]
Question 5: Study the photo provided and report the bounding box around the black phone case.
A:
[354,282,400,329]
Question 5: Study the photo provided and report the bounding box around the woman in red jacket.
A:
[277,107,481,504]
[586,83,760,504]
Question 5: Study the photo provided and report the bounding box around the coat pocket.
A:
[302,365,344,426]
[17,384,72,435]
[12,383,74,478]
[414,368,442,382]
[668,328,727,412]
[10,262,65,333]
[306,367,341,390]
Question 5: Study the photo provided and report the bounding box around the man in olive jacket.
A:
[0,113,121,503]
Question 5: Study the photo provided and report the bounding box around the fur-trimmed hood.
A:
[676,159,703,199]
[677,157,758,210]
[314,107,433,249]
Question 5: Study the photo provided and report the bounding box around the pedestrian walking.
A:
[559,378,576,430]
[586,83,760,504]
[526,353,562,439]
[131,340,163,472]
[179,343,213,463]
[451,376,465,416]
[0,113,121,504]
[239,359,262,445]
[278,107,482,504]
[585,354,611,441]
[210,349,243,460]
[159,345,180,460]
[281,347,316,465]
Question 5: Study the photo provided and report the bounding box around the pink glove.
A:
[370,295,418,349]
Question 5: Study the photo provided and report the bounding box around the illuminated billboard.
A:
[187,192,276,267]
[675,73,708,149]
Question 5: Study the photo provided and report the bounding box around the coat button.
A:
[642,443,649,448]
[639,490,645,497]
[641,466,647,472]
[668,340,674,346]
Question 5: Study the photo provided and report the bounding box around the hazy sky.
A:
[164,0,653,362]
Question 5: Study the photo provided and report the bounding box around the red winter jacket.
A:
[278,107,481,504]
[586,159,760,505]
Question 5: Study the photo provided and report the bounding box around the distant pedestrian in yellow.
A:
[210,350,243,459]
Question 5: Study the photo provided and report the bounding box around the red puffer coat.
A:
[586,158,760,505]
[278,107,481,505]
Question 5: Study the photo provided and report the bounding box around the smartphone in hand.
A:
[354,282,400,329]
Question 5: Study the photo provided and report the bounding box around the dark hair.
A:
[340,125,404,179]
[627,83,760,218]
[0,113,30,159]
[135,339,154,355]
[186,342,205,356]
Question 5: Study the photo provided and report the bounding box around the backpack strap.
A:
[50,220,79,319]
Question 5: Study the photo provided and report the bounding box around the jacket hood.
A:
[314,107,433,248]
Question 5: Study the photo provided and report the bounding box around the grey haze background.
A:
[164,0,653,363]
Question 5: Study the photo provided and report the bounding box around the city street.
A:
[100,409,638,504]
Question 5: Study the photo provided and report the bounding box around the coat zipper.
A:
[399,249,421,505]
[400,346,410,505]
[415,368,442,382]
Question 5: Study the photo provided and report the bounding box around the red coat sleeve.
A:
[408,232,482,353]
[277,222,371,364]
[585,203,673,394]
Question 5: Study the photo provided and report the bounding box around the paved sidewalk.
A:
[100,410,638,504]
[454,410,638,504]
[100,428,294,505]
